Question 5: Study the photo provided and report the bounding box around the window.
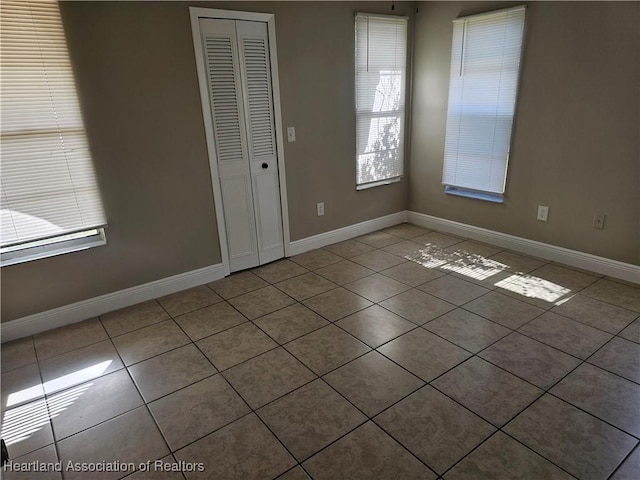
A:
[1,0,107,265]
[442,6,526,202]
[355,13,407,189]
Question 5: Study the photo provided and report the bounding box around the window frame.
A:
[441,5,527,203]
[354,12,409,190]
[1,0,107,266]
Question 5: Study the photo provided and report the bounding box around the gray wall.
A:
[1,1,412,322]
[410,1,639,264]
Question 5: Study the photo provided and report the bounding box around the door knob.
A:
[261,163,268,169]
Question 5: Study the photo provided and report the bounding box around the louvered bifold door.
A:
[200,18,260,272]
[236,21,284,265]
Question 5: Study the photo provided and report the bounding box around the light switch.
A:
[287,126,296,143]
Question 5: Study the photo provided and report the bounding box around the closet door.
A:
[200,17,284,272]
[236,20,284,265]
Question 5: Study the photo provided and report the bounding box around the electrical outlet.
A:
[537,205,549,222]
[593,213,605,230]
[317,202,324,216]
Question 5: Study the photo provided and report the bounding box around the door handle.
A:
[261,163,268,169]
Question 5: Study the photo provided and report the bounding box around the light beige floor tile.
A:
[174,414,295,480]
[378,328,472,382]
[382,239,429,260]
[174,301,247,341]
[303,421,436,480]
[207,271,268,299]
[619,317,640,344]
[196,322,277,371]
[289,249,343,270]
[504,394,637,480]
[479,332,581,389]
[589,337,640,383]
[383,223,431,239]
[336,305,415,348]
[380,289,456,325]
[443,256,514,290]
[223,348,316,409]
[588,337,640,383]
[149,375,250,450]
[253,303,329,344]
[157,285,222,317]
[302,287,372,321]
[128,344,216,402]
[494,271,577,309]
[519,311,613,359]
[315,260,375,285]
[424,309,510,353]
[277,467,312,480]
[380,259,445,286]
[1,337,37,373]
[112,319,190,366]
[1,399,54,458]
[344,273,411,303]
[350,250,406,271]
[433,357,542,427]
[100,300,169,337]
[274,272,337,301]
[413,231,464,249]
[33,318,108,360]
[611,446,640,480]
[444,240,503,258]
[39,340,124,394]
[529,263,601,292]
[57,407,168,480]
[553,294,639,334]
[2,444,61,480]
[228,285,296,320]
[253,259,308,284]
[551,363,640,437]
[356,231,403,248]
[124,455,186,480]
[488,251,547,274]
[463,291,545,329]
[2,363,43,411]
[375,386,495,474]
[324,351,423,417]
[445,431,574,480]
[418,275,490,305]
[257,379,366,461]
[284,325,370,376]
[49,369,143,440]
[323,239,375,258]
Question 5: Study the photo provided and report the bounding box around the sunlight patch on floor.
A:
[495,274,571,303]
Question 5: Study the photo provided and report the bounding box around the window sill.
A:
[1,229,107,267]
[445,186,504,203]
[357,176,402,191]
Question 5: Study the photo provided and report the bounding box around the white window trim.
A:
[355,12,408,189]
[441,5,526,201]
[1,228,106,267]
[1,1,108,264]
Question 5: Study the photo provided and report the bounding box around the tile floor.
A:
[2,223,640,480]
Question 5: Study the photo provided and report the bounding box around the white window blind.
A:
[1,0,106,249]
[355,13,407,189]
[442,6,526,198]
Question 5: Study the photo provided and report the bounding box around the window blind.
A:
[355,13,407,188]
[442,6,526,196]
[1,0,106,248]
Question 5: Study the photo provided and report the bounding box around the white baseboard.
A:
[289,211,408,256]
[1,263,225,343]
[5,210,636,343]
[407,211,640,284]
